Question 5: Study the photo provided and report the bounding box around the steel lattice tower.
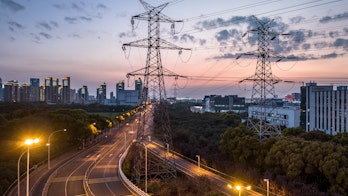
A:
[122,0,189,188]
[239,16,285,140]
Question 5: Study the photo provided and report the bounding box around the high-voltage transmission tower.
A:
[122,0,190,188]
[238,16,288,140]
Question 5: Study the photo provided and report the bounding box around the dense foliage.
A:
[165,103,348,195]
[0,102,122,195]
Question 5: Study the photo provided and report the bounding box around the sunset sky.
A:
[1,0,347,98]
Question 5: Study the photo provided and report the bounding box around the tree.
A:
[265,137,306,179]
[282,127,305,137]
[219,125,259,166]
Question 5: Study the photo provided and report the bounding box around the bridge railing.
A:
[118,141,149,196]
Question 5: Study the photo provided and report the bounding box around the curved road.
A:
[87,128,135,196]
[32,120,137,196]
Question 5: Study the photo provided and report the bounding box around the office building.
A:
[44,77,59,104]
[4,80,19,102]
[77,85,89,104]
[97,82,107,104]
[0,78,3,101]
[61,77,71,104]
[20,83,31,102]
[70,88,76,103]
[203,95,246,113]
[301,82,348,135]
[30,78,40,102]
[116,78,142,106]
[248,105,300,128]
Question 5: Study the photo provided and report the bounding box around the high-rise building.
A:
[0,78,3,101]
[116,79,142,106]
[20,83,31,102]
[70,88,76,103]
[44,77,59,104]
[96,82,106,104]
[78,85,89,104]
[30,78,40,102]
[61,77,71,104]
[301,82,348,135]
[4,80,19,102]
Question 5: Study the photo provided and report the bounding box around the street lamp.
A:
[123,131,127,150]
[264,179,269,196]
[235,185,241,196]
[18,150,27,196]
[47,129,67,169]
[227,184,251,196]
[126,122,134,134]
[24,138,39,196]
[196,155,200,170]
[165,143,169,153]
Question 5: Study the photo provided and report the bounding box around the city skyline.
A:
[1,0,348,98]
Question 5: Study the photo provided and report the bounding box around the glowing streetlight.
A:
[126,122,134,135]
[236,185,241,196]
[24,138,40,196]
[47,129,67,169]
[227,184,251,196]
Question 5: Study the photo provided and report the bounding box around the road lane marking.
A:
[51,175,84,182]
[88,176,120,184]
[93,165,118,169]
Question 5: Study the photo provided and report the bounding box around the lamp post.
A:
[47,129,67,169]
[124,131,127,150]
[196,155,200,171]
[235,185,241,196]
[24,138,39,196]
[126,122,134,134]
[264,179,269,196]
[18,150,27,196]
[165,143,169,153]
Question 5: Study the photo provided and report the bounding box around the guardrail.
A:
[118,142,149,196]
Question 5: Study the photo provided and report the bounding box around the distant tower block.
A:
[122,0,190,186]
[239,16,288,140]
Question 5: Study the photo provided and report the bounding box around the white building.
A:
[248,105,300,128]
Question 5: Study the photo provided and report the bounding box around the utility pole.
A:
[122,0,190,187]
[238,16,288,140]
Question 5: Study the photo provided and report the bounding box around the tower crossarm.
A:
[122,38,149,49]
[159,39,191,51]
[162,67,188,78]
[122,38,191,51]
[126,66,188,79]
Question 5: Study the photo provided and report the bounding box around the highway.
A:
[35,120,137,196]
[87,128,135,196]
[143,140,264,196]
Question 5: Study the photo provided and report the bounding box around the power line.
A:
[166,0,342,39]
